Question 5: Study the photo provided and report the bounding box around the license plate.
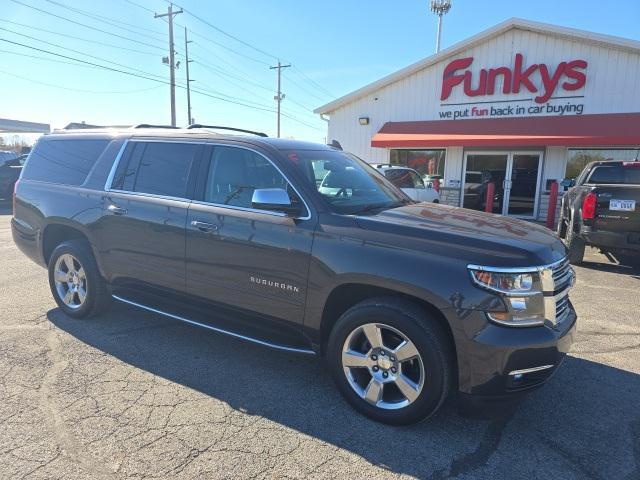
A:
[609,199,636,211]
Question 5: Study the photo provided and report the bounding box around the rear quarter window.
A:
[587,165,640,185]
[21,139,110,186]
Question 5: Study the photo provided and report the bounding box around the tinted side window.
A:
[111,142,144,191]
[22,139,109,185]
[587,165,640,185]
[113,142,198,198]
[204,146,288,208]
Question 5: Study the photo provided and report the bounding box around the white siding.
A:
[325,27,640,164]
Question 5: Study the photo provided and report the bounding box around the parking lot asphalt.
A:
[0,205,639,480]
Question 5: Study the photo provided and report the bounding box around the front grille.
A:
[552,258,573,293]
[555,294,570,321]
[549,257,574,324]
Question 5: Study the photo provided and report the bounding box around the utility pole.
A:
[430,0,451,53]
[270,60,291,138]
[184,27,194,125]
[155,4,183,127]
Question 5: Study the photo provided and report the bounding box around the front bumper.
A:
[449,304,577,397]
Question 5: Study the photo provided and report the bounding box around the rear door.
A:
[586,163,640,233]
[185,144,315,324]
[96,140,203,292]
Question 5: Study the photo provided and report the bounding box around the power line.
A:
[164,0,277,61]
[121,0,155,14]
[0,19,159,56]
[0,69,163,94]
[0,27,168,82]
[291,66,335,98]
[9,0,165,52]
[44,0,165,42]
[283,72,333,103]
[1,38,324,132]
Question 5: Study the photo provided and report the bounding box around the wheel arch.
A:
[41,221,103,275]
[318,282,457,380]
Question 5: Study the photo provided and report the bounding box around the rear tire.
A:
[327,297,454,425]
[48,239,111,318]
[565,220,585,265]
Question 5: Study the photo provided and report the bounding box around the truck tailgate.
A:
[595,185,640,235]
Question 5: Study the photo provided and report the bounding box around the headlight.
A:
[468,267,546,327]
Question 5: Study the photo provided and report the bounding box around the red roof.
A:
[371,113,640,148]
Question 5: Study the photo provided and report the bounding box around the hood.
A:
[356,203,567,268]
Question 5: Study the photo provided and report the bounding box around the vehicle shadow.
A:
[49,305,640,478]
[578,259,640,278]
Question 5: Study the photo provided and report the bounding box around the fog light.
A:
[513,373,523,381]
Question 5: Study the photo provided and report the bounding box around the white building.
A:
[315,18,640,222]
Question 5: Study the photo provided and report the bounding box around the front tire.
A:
[328,297,454,425]
[48,239,111,318]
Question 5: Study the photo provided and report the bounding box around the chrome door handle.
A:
[191,220,218,232]
[107,204,127,215]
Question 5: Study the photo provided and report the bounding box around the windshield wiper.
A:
[352,202,402,215]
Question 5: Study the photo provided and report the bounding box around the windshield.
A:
[284,149,411,215]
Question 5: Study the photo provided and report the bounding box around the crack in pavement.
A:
[38,325,116,479]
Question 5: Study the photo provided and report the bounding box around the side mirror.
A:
[560,178,575,188]
[251,188,301,216]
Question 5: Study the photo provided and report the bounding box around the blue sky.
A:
[2,0,640,143]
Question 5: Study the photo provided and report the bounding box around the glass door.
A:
[462,151,543,218]
[462,153,509,214]
[506,153,543,217]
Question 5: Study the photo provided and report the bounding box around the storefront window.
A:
[389,149,446,182]
[566,149,640,180]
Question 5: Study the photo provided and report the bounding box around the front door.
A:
[462,151,543,218]
[185,144,315,326]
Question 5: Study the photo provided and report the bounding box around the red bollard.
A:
[485,182,495,213]
[546,180,559,229]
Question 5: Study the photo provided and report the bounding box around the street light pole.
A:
[430,0,451,53]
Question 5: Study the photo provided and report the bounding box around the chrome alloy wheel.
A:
[53,254,87,310]
[341,323,425,410]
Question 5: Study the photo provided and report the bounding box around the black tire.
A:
[556,216,567,239]
[48,239,111,318]
[327,297,454,425]
[565,219,585,265]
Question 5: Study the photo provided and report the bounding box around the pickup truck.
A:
[12,126,576,425]
[558,160,640,265]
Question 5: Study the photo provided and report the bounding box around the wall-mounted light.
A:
[358,116,370,126]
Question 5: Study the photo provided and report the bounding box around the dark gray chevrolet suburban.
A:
[12,126,576,424]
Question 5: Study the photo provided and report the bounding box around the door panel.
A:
[97,192,190,290]
[186,203,314,323]
[507,154,541,217]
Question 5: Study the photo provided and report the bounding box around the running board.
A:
[112,294,316,355]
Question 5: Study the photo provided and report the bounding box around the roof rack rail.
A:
[131,124,179,129]
[186,124,268,137]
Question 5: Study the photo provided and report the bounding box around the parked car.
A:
[0,151,25,201]
[13,126,576,425]
[371,164,440,203]
[558,160,640,264]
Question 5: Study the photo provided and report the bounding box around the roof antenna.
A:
[328,139,343,150]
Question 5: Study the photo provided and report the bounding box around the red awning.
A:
[371,113,640,148]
